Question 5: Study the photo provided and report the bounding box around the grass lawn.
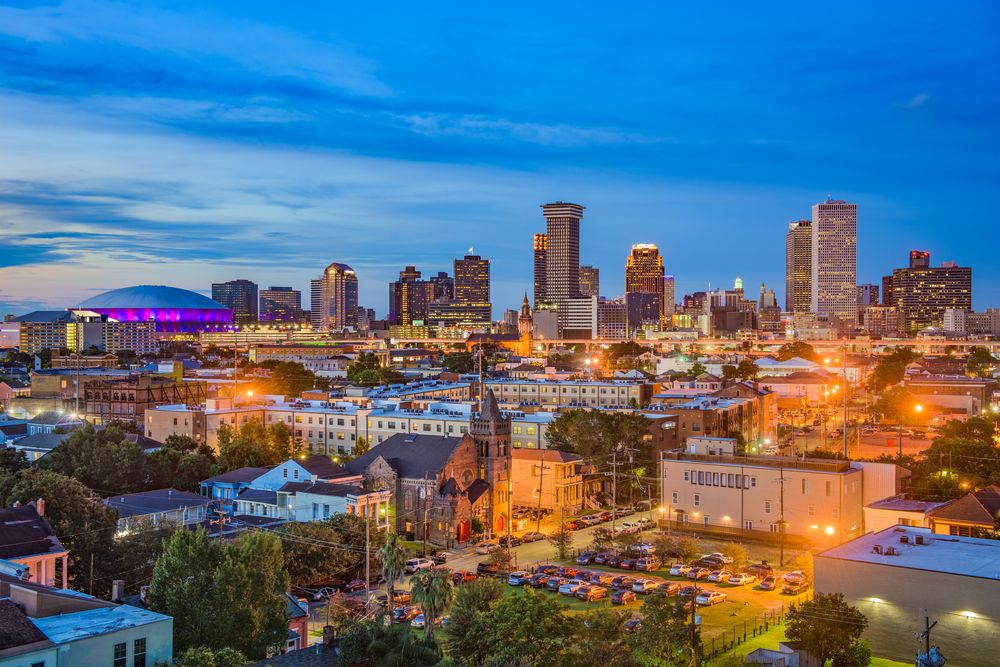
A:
[707,624,911,666]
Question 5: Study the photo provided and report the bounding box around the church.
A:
[344,389,511,545]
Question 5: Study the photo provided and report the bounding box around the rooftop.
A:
[33,604,171,644]
[202,466,271,485]
[0,504,66,560]
[661,451,855,473]
[512,448,581,463]
[104,488,210,518]
[484,378,645,387]
[818,525,1000,580]
[77,284,228,310]
[865,496,950,513]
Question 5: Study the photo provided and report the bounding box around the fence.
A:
[703,592,813,663]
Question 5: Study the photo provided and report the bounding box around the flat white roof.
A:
[818,526,1000,580]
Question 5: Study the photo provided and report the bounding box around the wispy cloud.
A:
[903,92,930,109]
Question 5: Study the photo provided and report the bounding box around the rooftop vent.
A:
[900,535,909,544]
[872,544,883,555]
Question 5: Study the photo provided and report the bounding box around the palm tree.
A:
[377,532,409,615]
[409,567,455,640]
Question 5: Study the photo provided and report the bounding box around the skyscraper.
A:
[259,286,302,322]
[625,244,666,327]
[542,202,584,304]
[454,255,490,306]
[310,263,358,330]
[388,266,432,326]
[663,275,676,320]
[579,266,600,298]
[211,279,258,325]
[429,271,454,301]
[891,251,972,333]
[811,198,857,322]
[785,219,812,313]
[533,233,548,307]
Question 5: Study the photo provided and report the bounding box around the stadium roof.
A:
[78,285,228,310]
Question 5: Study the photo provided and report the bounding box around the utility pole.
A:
[610,448,618,537]
[772,464,789,567]
[365,507,371,603]
[534,459,550,535]
[422,472,430,556]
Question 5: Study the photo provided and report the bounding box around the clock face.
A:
[461,469,474,485]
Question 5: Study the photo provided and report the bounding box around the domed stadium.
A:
[75,285,232,332]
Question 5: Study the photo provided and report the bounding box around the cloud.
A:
[903,92,930,109]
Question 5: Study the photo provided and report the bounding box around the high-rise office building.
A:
[785,219,812,313]
[310,263,358,330]
[429,272,454,301]
[596,298,627,340]
[810,198,857,322]
[891,251,972,333]
[533,233,548,307]
[454,255,490,306]
[259,286,302,322]
[881,275,894,306]
[542,202,584,304]
[664,276,676,320]
[580,266,600,298]
[625,244,666,326]
[857,284,880,308]
[211,279,258,325]
[388,266,433,326]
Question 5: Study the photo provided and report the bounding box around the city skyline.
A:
[1,3,998,315]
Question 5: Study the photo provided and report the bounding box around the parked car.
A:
[498,535,523,548]
[632,579,659,594]
[747,562,775,578]
[629,542,656,556]
[727,573,758,586]
[521,531,545,543]
[558,566,580,578]
[404,558,433,574]
[508,571,531,586]
[678,585,700,599]
[579,585,609,602]
[593,552,611,564]
[707,552,734,564]
[758,575,779,591]
[547,577,569,592]
[343,579,366,592]
[692,557,725,569]
[576,551,598,565]
[431,552,453,565]
[410,613,427,629]
[707,570,731,583]
[559,581,584,596]
[696,590,728,606]
[392,606,420,623]
[599,511,614,521]
[655,582,681,596]
[619,558,637,570]
[565,520,584,530]
[618,521,641,534]
[475,541,498,555]
[611,589,637,605]
[687,567,711,580]
[611,575,636,589]
[590,572,616,586]
[313,586,340,600]
[453,570,478,585]
[580,514,603,526]
[635,557,661,572]
[529,573,552,588]
[623,618,642,633]
[536,564,559,575]
[669,563,692,576]
[476,562,500,577]
[390,591,412,605]
[782,580,807,595]
[605,554,624,568]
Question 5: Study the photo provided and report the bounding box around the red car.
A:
[565,520,584,530]
[453,570,477,585]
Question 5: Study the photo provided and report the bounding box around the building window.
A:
[293,469,299,480]
[801,479,807,494]
[807,504,815,517]
[323,504,330,518]
[712,472,719,486]
[283,468,288,478]
[671,491,678,504]
[683,471,689,482]
[134,638,147,667]
[764,500,771,514]
[697,471,704,485]
[694,494,700,507]
[825,481,832,497]
[114,642,127,667]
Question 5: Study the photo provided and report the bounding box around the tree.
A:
[865,348,920,392]
[442,352,475,374]
[776,341,818,362]
[967,347,996,379]
[216,420,304,471]
[340,622,441,667]
[281,521,352,586]
[872,386,918,428]
[785,593,868,666]
[39,424,152,494]
[720,542,748,571]
[548,517,574,560]
[149,529,290,659]
[347,353,402,387]
[486,589,578,667]
[174,647,248,667]
[651,534,701,563]
[735,358,759,382]
[573,610,637,667]
[0,446,28,474]
[629,591,699,666]
[410,567,455,639]
[265,361,323,396]
[441,577,505,665]
[353,436,371,457]
[377,532,410,615]
[721,364,738,381]
[688,361,707,376]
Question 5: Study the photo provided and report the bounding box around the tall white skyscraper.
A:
[811,197,857,322]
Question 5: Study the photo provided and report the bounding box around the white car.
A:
[707,552,734,564]
[619,521,642,534]
[410,613,427,628]
[631,542,656,555]
[403,558,433,574]
[727,573,758,586]
[579,514,603,526]
[474,541,498,555]
[696,591,728,606]
[708,570,732,583]
[669,564,692,576]
[507,571,531,586]
[558,581,584,596]
[631,579,658,594]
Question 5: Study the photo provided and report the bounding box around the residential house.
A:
[26,412,85,436]
[0,502,68,589]
[6,432,72,462]
[927,484,1000,536]
[510,449,584,513]
[103,489,213,534]
[863,496,949,533]
[0,422,28,446]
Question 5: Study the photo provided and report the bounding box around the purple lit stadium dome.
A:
[75,285,232,332]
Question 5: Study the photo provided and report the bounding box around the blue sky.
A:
[0,1,997,316]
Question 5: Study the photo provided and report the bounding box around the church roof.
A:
[479,388,501,421]
[344,433,465,480]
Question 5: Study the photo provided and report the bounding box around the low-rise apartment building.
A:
[648,392,775,448]
[660,449,865,544]
[485,378,652,409]
[903,374,998,416]
[510,449,584,513]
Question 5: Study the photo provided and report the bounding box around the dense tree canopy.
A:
[775,341,818,362]
[966,346,997,378]
[346,352,403,386]
[442,351,475,374]
[786,593,869,666]
[865,348,920,392]
[216,420,303,471]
